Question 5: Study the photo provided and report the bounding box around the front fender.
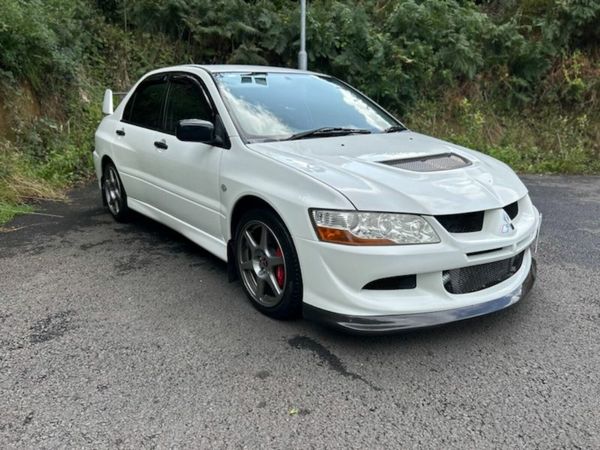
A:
[220,142,354,242]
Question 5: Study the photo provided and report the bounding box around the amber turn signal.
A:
[315,226,395,245]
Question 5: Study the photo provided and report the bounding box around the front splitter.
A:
[303,259,537,335]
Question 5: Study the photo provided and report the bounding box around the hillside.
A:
[0,0,598,223]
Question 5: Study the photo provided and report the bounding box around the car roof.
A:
[152,64,323,77]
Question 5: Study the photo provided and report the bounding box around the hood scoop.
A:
[380,152,471,172]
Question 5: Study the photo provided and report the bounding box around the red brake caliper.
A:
[275,248,285,288]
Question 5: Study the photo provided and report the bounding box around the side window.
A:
[125,78,168,129]
[165,77,213,134]
[123,92,135,122]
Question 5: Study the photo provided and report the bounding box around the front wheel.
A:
[235,209,303,319]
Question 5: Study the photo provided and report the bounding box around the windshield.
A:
[214,72,401,142]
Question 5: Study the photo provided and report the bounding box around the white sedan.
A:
[94,65,540,333]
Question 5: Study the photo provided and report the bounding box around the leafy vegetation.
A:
[0,202,34,226]
[0,0,598,223]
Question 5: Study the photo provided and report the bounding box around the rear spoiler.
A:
[102,89,129,115]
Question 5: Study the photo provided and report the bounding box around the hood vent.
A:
[381,153,471,172]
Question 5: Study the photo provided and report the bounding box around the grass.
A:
[0,153,68,225]
[0,202,34,225]
[405,96,600,174]
[0,83,97,225]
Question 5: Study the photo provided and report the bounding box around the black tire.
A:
[234,209,303,319]
[101,161,130,222]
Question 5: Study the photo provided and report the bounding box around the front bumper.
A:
[295,197,541,332]
[304,258,536,334]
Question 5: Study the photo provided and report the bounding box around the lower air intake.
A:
[443,251,525,294]
[381,153,471,172]
[363,274,416,290]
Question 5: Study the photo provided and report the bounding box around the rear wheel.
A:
[235,209,303,319]
[102,162,130,222]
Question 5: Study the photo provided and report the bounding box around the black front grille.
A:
[435,211,484,233]
[443,251,525,294]
[503,201,519,219]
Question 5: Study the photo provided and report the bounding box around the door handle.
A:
[154,140,168,150]
[116,128,126,136]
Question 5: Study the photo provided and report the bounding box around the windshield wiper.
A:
[384,125,406,133]
[287,127,372,141]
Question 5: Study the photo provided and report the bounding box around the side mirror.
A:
[102,89,114,115]
[176,119,215,143]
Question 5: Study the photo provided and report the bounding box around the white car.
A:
[94,65,540,333]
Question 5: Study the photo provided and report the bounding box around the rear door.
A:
[114,74,169,204]
[142,73,223,239]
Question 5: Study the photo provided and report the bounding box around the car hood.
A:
[246,131,527,215]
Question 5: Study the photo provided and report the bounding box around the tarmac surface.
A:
[1,175,599,448]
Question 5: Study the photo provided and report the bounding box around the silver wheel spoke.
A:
[256,277,266,299]
[268,255,284,266]
[266,272,283,297]
[244,230,258,251]
[259,225,268,250]
[240,259,253,271]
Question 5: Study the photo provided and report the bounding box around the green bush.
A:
[0,0,88,90]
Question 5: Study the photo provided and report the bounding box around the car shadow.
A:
[118,209,228,272]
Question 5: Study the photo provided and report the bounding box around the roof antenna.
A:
[298,0,308,70]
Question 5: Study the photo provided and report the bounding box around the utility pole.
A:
[123,0,130,87]
[298,0,307,70]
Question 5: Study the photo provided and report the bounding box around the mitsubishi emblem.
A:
[501,210,515,234]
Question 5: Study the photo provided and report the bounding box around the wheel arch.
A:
[100,155,115,175]
[226,194,292,282]
[229,194,290,241]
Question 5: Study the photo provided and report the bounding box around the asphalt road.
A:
[1,176,599,448]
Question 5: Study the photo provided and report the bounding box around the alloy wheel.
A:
[103,166,122,216]
[237,220,287,307]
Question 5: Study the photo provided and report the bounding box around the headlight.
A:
[310,209,440,245]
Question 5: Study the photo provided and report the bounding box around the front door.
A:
[143,74,223,240]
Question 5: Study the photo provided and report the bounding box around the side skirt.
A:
[127,197,228,261]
